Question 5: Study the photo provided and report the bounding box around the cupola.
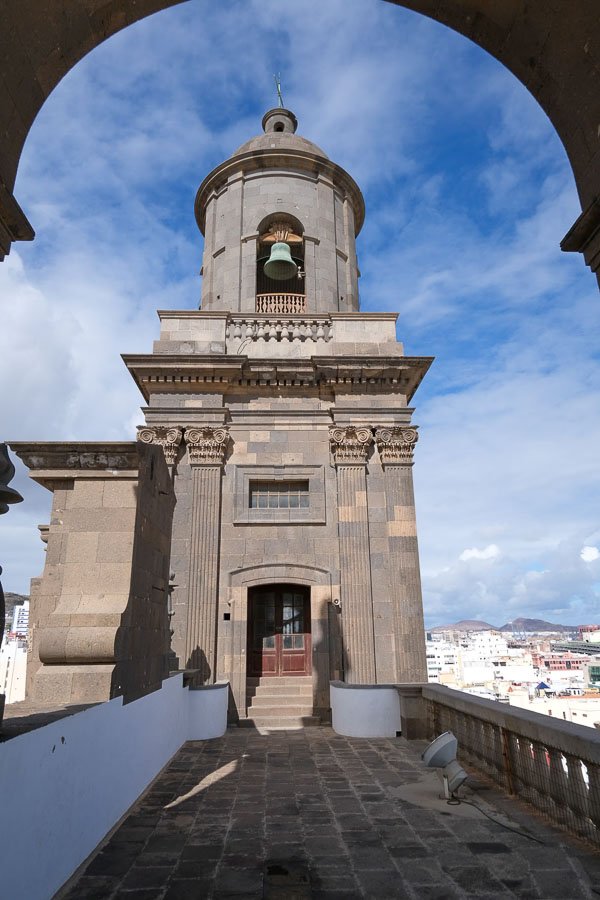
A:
[194,108,364,315]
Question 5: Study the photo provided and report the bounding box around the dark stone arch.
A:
[1,0,598,276]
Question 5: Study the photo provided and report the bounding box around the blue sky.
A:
[1,0,599,627]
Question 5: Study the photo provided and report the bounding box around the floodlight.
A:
[422,730,468,799]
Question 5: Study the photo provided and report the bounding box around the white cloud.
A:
[459,545,500,562]
[581,546,600,563]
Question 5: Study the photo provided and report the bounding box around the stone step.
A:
[250,684,313,697]
[247,704,315,717]
[240,715,321,729]
[249,697,315,712]
[246,675,312,688]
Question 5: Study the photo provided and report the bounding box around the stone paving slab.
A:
[58,727,600,899]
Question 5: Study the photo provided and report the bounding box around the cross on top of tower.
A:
[273,73,284,108]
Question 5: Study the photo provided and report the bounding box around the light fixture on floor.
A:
[422,731,468,799]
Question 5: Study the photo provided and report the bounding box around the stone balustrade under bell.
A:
[226,315,333,343]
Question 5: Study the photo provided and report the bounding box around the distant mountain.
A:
[430,616,581,633]
[499,618,579,633]
[430,619,498,632]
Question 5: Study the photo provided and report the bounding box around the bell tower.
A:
[15,104,432,725]
[195,108,364,315]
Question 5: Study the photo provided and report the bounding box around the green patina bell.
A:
[264,241,298,281]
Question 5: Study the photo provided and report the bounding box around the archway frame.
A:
[1,1,599,277]
[222,562,335,719]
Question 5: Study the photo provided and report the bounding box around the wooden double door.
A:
[248,584,311,676]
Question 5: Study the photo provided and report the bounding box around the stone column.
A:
[184,426,230,683]
[137,425,183,469]
[375,427,427,682]
[330,426,376,683]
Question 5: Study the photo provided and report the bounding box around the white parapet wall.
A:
[330,681,402,737]
[0,675,228,900]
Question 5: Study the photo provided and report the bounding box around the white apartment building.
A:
[10,601,29,636]
[1,600,29,704]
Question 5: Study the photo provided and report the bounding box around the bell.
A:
[263,242,298,281]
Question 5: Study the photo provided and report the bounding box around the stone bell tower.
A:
[123,106,432,724]
[14,106,432,725]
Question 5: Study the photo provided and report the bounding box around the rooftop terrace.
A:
[58,726,600,900]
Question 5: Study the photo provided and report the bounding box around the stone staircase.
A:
[242,676,320,729]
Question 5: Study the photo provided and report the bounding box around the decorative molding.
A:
[329,426,373,465]
[9,442,139,472]
[185,427,230,466]
[123,354,433,402]
[137,425,183,466]
[375,427,419,465]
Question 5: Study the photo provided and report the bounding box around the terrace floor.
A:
[59,727,600,899]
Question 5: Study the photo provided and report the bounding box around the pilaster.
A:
[184,426,230,683]
[330,426,376,683]
[375,427,427,682]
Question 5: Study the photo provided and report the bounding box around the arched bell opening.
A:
[256,214,306,314]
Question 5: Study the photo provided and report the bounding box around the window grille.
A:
[249,480,309,509]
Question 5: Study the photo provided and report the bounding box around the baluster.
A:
[564,755,592,838]
[506,733,522,795]
[233,321,242,338]
[480,722,494,776]
[316,323,325,340]
[245,322,254,339]
[587,762,600,833]
[547,748,569,820]
[531,741,552,812]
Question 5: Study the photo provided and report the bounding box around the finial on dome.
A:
[273,73,284,108]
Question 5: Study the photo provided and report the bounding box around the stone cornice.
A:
[123,354,432,402]
[137,426,183,466]
[374,427,419,466]
[185,427,230,466]
[195,148,365,237]
[329,426,373,465]
[9,442,140,489]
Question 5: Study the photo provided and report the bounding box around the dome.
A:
[232,107,328,160]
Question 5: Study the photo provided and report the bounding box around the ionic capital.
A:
[329,426,373,465]
[137,426,183,467]
[375,427,418,465]
[185,427,230,466]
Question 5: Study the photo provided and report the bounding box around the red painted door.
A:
[248,585,311,676]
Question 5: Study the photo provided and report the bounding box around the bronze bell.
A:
[263,241,298,281]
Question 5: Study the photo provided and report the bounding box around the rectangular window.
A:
[249,480,309,510]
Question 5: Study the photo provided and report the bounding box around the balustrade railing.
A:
[256,293,306,315]
[226,317,332,343]
[423,685,600,845]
